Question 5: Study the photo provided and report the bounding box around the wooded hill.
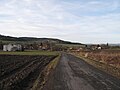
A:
[0,34,83,45]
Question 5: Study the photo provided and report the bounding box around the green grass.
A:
[0,51,59,55]
[56,44,84,47]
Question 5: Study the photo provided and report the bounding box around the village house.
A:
[38,42,51,50]
[90,44,102,50]
[3,44,22,51]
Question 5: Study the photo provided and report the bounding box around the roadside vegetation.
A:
[71,49,120,79]
[32,54,61,90]
[0,51,59,55]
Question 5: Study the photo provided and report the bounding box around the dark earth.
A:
[0,55,56,90]
[43,53,120,90]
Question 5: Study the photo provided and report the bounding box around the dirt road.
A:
[43,53,120,90]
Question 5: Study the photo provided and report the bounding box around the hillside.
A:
[0,34,83,45]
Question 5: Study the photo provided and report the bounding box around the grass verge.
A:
[71,53,120,79]
[0,51,59,55]
[31,54,61,90]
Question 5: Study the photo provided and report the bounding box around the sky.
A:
[0,0,120,44]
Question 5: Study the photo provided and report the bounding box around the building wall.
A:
[7,44,13,51]
[3,45,7,51]
[3,44,22,51]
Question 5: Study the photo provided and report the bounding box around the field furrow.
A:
[0,55,57,90]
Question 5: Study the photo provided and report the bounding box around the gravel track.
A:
[43,53,120,90]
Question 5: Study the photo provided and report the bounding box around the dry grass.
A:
[71,49,120,79]
[31,54,61,90]
[74,50,120,68]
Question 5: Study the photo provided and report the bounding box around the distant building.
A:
[86,44,102,50]
[3,44,22,51]
[98,46,102,50]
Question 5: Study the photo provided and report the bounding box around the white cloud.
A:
[0,0,120,43]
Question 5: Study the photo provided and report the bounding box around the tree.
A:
[107,43,109,46]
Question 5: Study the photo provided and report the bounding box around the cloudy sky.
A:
[0,0,120,44]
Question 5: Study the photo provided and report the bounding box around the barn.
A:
[3,44,22,51]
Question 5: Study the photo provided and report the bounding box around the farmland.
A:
[0,51,58,90]
[0,49,120,90]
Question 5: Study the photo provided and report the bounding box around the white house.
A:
[98,47,102,50]
[3,44,22,51]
